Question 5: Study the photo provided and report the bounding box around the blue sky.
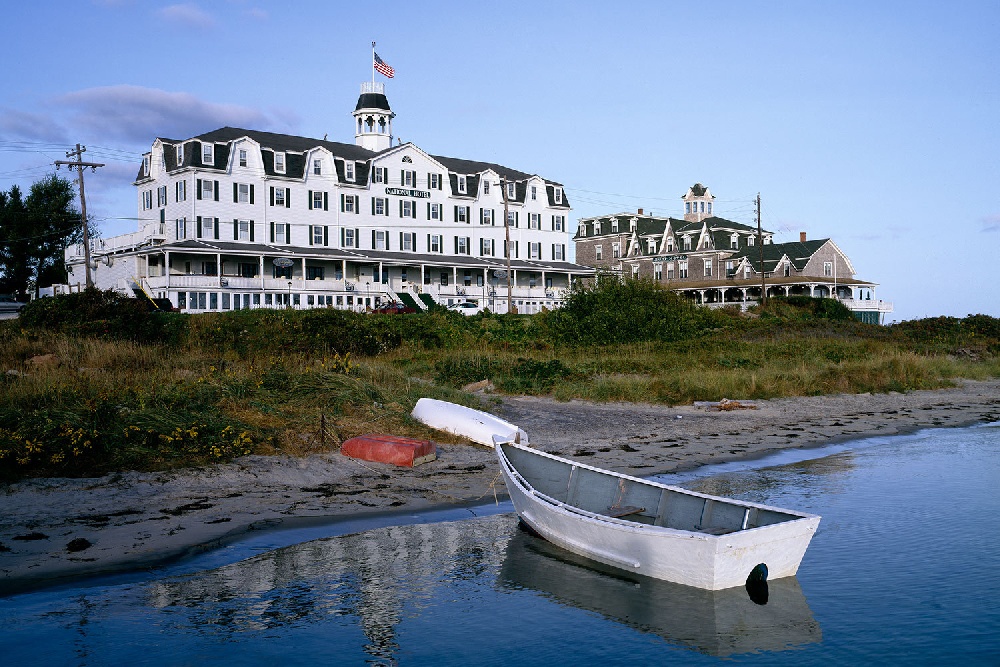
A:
[1,0,997,321]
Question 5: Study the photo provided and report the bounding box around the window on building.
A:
[312,225,324,245]
[553,215,564,231]
[683,236,692,251]
[374,230,387,250]
[202,143,214,165]
[654,263,663,281]
[531,185,537,201]
[429,172,440,189]
[307,266,325,281]
[458,175,466,193]
[594,221,602,234]
[507,210,517,227]
[647,240,656,254]
[666,237,673,252]
[142,190,152,210]
[374,197,386,215]
[200,179,214,200]
[731,234,739,249]
[344,228,356,248]
[235,262,255,278]
[237,183,250,203]
[667,263,675,279]
[480,238,494,256]
[554,187,563,204]
[528,242,541,259]
[175,218,187,239]
[824,261,833,277]
[632,265,640,279]
[611,219,619,233]
[595,245,603,260]
[704,259,712,277]
[312,191,324,209]
[708,202,713,214]
[273,187,285,207]
[429,234,442,253]
[401,232,415,251]
[175,145,183,166]
[238,220,250,241]
[612,242,621,258]
[403,170,415,187]
[373,166,385,183]
[679,260,688,278]
[482,209,493,225]
[748,235,755,247]
[529,213,540,229]
[726,260,735,277]
[175,180,186,202]
[402,200,415,218]
[157,185,167,207]
[200,217,216,239]
[343,195,356,213]
[553,244,565,261]
[274,224,287,244]
[456,236,470,254]
[429,202,441,220]
[313,159,322,175]
[784,263,791,277]
[275,152,285,173]
[440,272,449,286]
[455,206,468,223]
[239,149,247,167]
[506,181,516,199]
[483,180,490,195]
[685,202,691,214]
[345,162,355,181]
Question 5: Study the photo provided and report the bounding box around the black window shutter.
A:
[233,219,238,240]
[196,179,202,200]
[427,234,431,251]
[285,224,290,242]
[355,196,360,214]
[160,208,165,224]
[399,200,403,217]
[214,181,219,201]
[323,226,328,246]
[426,202,430,218]
[371,197,375,215]
[383,198,388,216]
[270,222,275,243]
[269,187,274,206]
[385,233,390,251]
[308,190,313,210]
[233,182,238,203]
[341,228,345,246]
[340,193,345,212]
[323,192,328,211]
[438,173,443,190]
[454,237,458,254]
[309,225,314,245]
[453,205,458,222]
[492,209,496,226]
[197,216,202,238]
[249,185,254,205]
[400,232,404,248]
[285,188,291,208]
[355,228,359,247]
[249,220,255,242]
[214,218,219,240]
[400,169,404,185]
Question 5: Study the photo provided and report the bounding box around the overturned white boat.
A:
[411,397,528,448]
[496,441,820,590]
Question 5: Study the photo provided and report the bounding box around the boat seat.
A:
[607,505,645,518]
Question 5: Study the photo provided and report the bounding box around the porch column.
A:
[259,254,265,290]
[217,252,222,287]
[165,251,171,288]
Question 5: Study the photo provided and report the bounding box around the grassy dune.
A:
[1,284,997,481]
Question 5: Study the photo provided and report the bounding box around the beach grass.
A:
[1,285,997,481]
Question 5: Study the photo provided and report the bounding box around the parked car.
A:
[374,301,417,314]
[0,295,26,315]
[448,301,482,316]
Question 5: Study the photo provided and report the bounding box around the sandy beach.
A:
[2,380,998,595]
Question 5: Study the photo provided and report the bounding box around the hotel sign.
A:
[386,187,430,199]
[653,254,687,262]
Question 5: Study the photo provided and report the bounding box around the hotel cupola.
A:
[353,81,395,152]
[682,183,715,222]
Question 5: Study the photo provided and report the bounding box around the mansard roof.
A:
[355,93,391,112]
[732,238,829,272]
[577,213,767,238]
[144,127,567,204]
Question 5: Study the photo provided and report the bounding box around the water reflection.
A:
[147,516,515,665]
[686,451,857,504]
[498,524,822,657]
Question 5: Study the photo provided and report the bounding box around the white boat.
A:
[411,397,528,448]
[496,441,820,590]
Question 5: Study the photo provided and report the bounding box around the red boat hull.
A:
[341,434,437,467]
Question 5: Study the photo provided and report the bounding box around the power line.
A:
[54,145,104,289]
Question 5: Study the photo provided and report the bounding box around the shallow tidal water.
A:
[2,423,999,666]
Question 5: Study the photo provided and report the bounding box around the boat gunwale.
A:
[496,442,820,538]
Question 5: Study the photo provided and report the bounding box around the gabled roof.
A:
[732,239,830,272]
[577,213,769,239]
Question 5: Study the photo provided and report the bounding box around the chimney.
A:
[800,232,807,242]
[638,208,643,215]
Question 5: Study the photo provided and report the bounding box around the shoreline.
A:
[2,379,998,596]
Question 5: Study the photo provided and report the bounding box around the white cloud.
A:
[57,85,291,144]
[982,215,1000,233]
[0,109,68,143]
[156,3,216,29]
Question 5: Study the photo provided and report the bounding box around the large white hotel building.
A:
[65,82,593,313]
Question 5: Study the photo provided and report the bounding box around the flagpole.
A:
[372,41,376,87]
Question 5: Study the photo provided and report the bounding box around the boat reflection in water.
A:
[499,523,822,657]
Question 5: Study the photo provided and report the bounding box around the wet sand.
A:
[2,380,998,594]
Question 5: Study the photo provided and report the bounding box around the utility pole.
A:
[500,177,515,314]
[54,144,104,289]
[756,193,765,308]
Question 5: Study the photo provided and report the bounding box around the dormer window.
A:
[666,237,673,252]
[202,142,214,165]
[707,202,712,214]
[630,217,637,232]
[274,152,285,173]
[730,233,739,249]
[345,161,355,181]
[483,180,490,195]
[554,187,563,204]
[748,235,755,247]
[683,236,691,251]
[458,175,467,194]
[175,145,183,166]
[647,239,656,253]
[313,159,322,175]
[506,181,516,199]
[142,155,150,176]
[594,221,602,234]
[239,149,247,167]
[611,219,618,233]
[531,185,537,201]
[685,202,691,214]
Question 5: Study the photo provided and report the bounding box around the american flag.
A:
[374,52,394,78]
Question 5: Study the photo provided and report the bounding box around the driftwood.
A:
[693,398,758,411]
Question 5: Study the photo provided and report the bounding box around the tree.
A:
[0,174,85,299]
